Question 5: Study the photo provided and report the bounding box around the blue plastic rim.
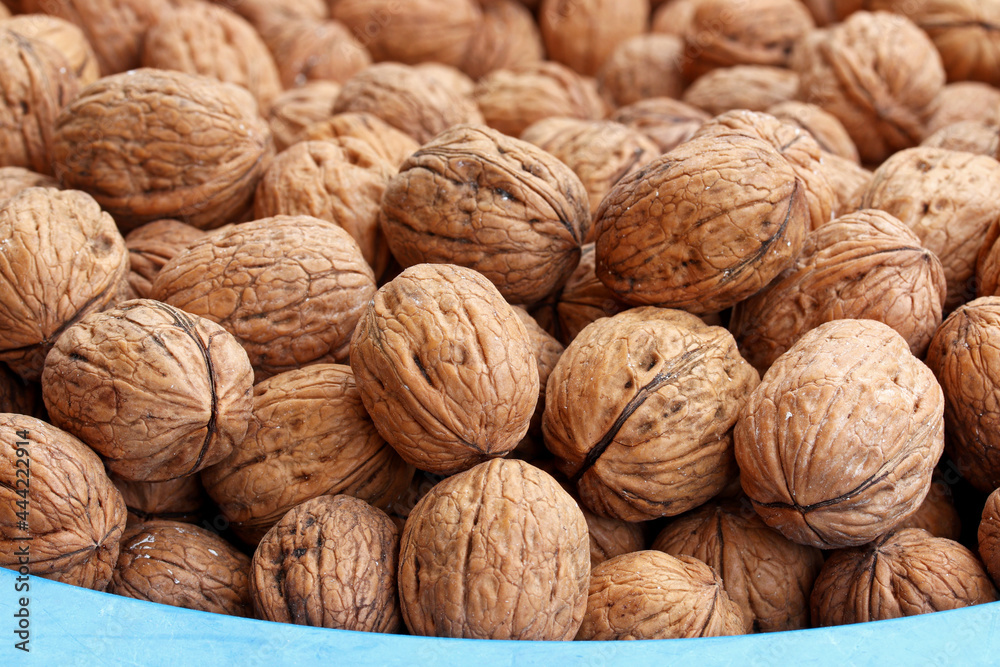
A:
[1,568,998,666]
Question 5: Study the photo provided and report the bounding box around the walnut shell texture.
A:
[895,474,961,541]
[461,0,544,80]
[267,82,342,152]
[3,13,99,86]
[597,34,686,109]
[262,18,371,89]
[978,487,1000,585]
[682,66,801,117]
[111,473,204,527]
[926,82,1000,136]
[767,100,860,164]
[609,96,710,153]
[0,166,58,203]
[124,219,207,299]
[301,112,420,169]
[539,0,648,77]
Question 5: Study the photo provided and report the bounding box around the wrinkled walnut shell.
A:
[597,34,686,109]
[978,487,1000,586]
[124,219,206,300]
[609,97,710,153]
[461,0,544,80]
[3,14,99,86]
[262,18,371,89]
[539,0,648,77]
[111,473,204,527]
[682,66,800,117]
[301,112,420,169]
[267,82,342,152]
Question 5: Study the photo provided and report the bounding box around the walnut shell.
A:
[816,152,872,216]
[729,209,947,374]
[539,0,648,77]
[0,166,58,203]
[682,66,800,117]
[576,550,746,640]
[811,527,997,626]
[201,364,412,545]
[379,124,589,306]
[543,307,760,522]
[110,520,251,616]
[584,509,646,568]
[792,11,946,164]
[594,132,809,314]
[0,413,126,590]
[0,363,39,417]
[3,14,99,86]
[597,34,686,109]
[926,82,1000,136]
[301,112,420,169]
[350,264,539,475]
[218,0,328,35]
[333,63,484,145]
[925,297,1000,492]
[895,473,961,540]
[42,299,254,482]
[262,18,371,89]
[461,0,544,80]
[651,0,701,37]
[0,187,128,381]
[735,319,945,550]
[111,473,204,527]
[978,487,1000,585]
[151,216,376,380]
[767,101,861,164]
[398,458,591,640]
[52,69,274,232]
[978,218,1000,297]
[124,219,206,299]
[922,120,1000,156]
[609,96,710,153]
[512,306,564,435]
[652,500,825,633]
[250,495,400,632]
[267,82,341,152]
[861,146,1000,311]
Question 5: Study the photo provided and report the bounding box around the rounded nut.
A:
[609,96,710,153]
[124,219,207,300]
[539,0,648,77]
[0,166,58,203]
[110,473,204,527]
[267,82,342,152]
[926,82,1000,137]
[460,0,543,80]
[301,112,420,169]
[923,120,1000,156]
[398,459,590,640]
[41,299,254,482]
[816,152,872,216]
[262,18,371,89]
[767,100,860,164]
[3,14,99,86]
[682,66,801,117]
[896,474,961,541]
[597,34,686,109]
[978,487,1000,585]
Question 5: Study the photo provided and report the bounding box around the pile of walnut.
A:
[5,0,1000,641]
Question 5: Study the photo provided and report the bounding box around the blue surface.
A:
[1,566,998,666]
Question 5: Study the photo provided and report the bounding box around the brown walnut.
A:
[3,14,99,87]
[767,101,860,164]
[124,220,207,300]
[267,82,342,152]
[682,66,800,117]
[110,473,204,527]
[609,97,710,153]
[539,0,649,77]
[926,83,1000,136]
[0,167,58,203]
[816,152,871,216]
[301,112,420,169]
[262,18,371,89]
[896,473,961,540]
[978,487,1000,585]
[597,34,686,109]
[461,0,544,80]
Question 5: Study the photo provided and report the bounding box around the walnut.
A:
[651,0,701,37]
[735,319,945,550]
[398,458,590,640]
[3,14,99,86]
[330,0,482,69]
[922,120,1000,156]
[414,63,477,99]
[609,97,710,153]
[979,222,1000,297]
[333,63,484,144]
[41,299,254,482]
[461,0,543,80]
[250,495,400,632]
[584,508,646,567]
[597,34,686,109]
[926,83,1000,136]
[384,470,444,532]
[811,528,997,626]
[474,61,608,138]
[978,487,1000,585]
[201,364,413,545]
[52,69,274,232]
[378,125,589,306]
[682,66,800,117]
[124,220,207,300]
[681,0,815,80]
[512,306,564,435]
[0,364,40,417]
[216,0,328,36]
[925,298,1000,493]
[895,473,961,540]
[0,167,58,203]
[767,101,861,164]
[520,118,659,223]
[109,520,251,616]
[350,264,538,475]
[253,140,396,278]
[141,3,282,113]
[0,187,128,382]
[151,216,376,381]
[816,152,872,216]
[302,112,420,168]
[792,11,946,164]
[262,18,371,89]
[861,146,1000,311]
[730,209,947,374]
[576,550,746,640]
[267,82,341,152]
[538,0,648,77]
[110,473,204,527]
[0,413,126,590]
[543,307,759,522]
[594,131,809,314]
[652,500,825,633]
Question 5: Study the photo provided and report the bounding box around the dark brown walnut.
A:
[398,458,590,640]
[331,0,482,69]
[539,0,648,77]
[792,11,946,165]
[543,307,760,522]
[597,34,686,109]
[730,209,947,374]
[926,83,1000,136]
[474,61,609,138]
[923,120,1000,156]
[816,152,872,216]
[609,97,711,153]
[333,63,484,145]
[0,167,58,202]
[681,0,815,80]
[512,306,564,435]
[735,319,945,550]
[528,243,629,346]
[652,500,824,633]
[811,527,997,626]
[461,0,544,80]
[861,146,1000,311]
[52,69,274,232]
[3,14,99,86]
[110,474,204,527]
[925,298,1000,492]
[594,132,809,314]
[42,299,253,482]
[201,364,413,545]
[267,82,341,152]
[251,495,400,632]
[520,118,659,224]
[0,187,128,381]
[152,216,376,380]
[576,550,746,640]
[124,220,207,299]
[379,125,589,306]
[0,364,40,417]
[895,473,961,540]
[302,112,420,169]
[262,18,371,89]
[978,487,1000,585]
[0,413,126,590]
[141,3,282,113]
[350,264,539,475]
[682,66,800,117]
[767,101,860,164]
[651,0,701,37]
[253,140,396,278]
[110,520,251,617]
